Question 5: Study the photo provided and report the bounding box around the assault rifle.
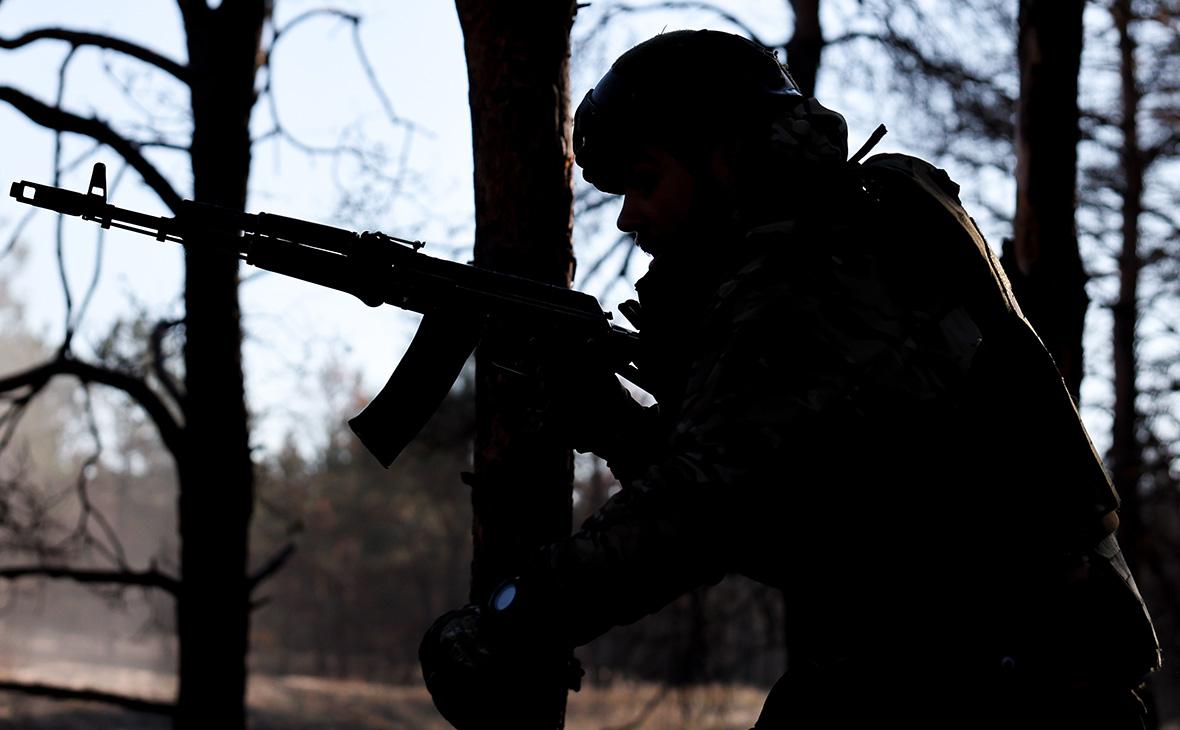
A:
[10,163,641,467]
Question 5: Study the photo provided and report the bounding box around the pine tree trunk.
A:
[786,0,823,97]
[175,3,265,728]
[1003,0,1088,402]
[1110,0,1144,578]
[455,2,578,727]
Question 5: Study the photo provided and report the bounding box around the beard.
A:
[636,181,739,259]
[632,232,657,257]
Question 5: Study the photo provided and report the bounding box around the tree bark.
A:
[455,1,578,727]
[175,3,266,728]
[1002,0,1088,403]
[786,0,823,97]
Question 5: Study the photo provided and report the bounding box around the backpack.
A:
[853,144,1159,682]
[852,145,1118,544]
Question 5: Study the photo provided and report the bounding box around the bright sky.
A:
[0,1,767,458]
[0,0,1029,459]
[0,1,482,455]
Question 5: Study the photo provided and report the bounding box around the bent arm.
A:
[539,243,936,647]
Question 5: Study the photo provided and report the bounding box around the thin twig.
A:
[248,542,297,591]
[54,46,79,347]
[70,163,125,335]
[586,2,780,49]
[576,233,630,289]
[1,208,35,260]
[99,55,191,140]
[64,383,128,568]
[149,317,185,409]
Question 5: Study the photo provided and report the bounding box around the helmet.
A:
[573,30,803,194]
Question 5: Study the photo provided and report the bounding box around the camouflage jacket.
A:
[541,196,1159,685]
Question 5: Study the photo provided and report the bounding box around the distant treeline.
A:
[248,375,788,686]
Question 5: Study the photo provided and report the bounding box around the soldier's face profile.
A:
[615,146,716,257]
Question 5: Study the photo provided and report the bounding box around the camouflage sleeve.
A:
[541,241,959,648]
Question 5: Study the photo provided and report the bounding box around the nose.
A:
[616,194,641,234]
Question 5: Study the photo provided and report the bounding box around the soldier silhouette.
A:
[420,30,1161,729]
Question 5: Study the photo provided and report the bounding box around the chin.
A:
[635,236,663,257]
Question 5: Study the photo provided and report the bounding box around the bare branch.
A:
[1,208,35,260]
[273,8,361,41]
[0,86,183,212]
[576,233,631,288]
[347,19,423,134]
[0,680,175,717]
[1144,131,1180,167]
[0,565,179,595]
[828,27,1015,142]
[134,138,191,153]
[61,384,128,568]
[0,28,189,84]
[0,355,184,461]
[574,186,620,217]
[262,7,425,137]
[618,238,638,279]
[248,542,296,591]
[0,400,35,477]
[70,163,126,336]
[585,2,780,49]
[99,56,191,139]
[252,7,428,229]
[828,29,1003,96]
[150,317,185,408]
[54,46,80,346]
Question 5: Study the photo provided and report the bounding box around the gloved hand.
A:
[419,598,583,730]
[537,345,643,456]
[419,605,501,729]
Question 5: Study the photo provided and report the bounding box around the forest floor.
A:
[0,669,766,729]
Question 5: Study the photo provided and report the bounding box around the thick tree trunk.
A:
[1002,0,1088,403]
[786,0,823,97]
[455,2,578,727]
[175,3,265,728]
